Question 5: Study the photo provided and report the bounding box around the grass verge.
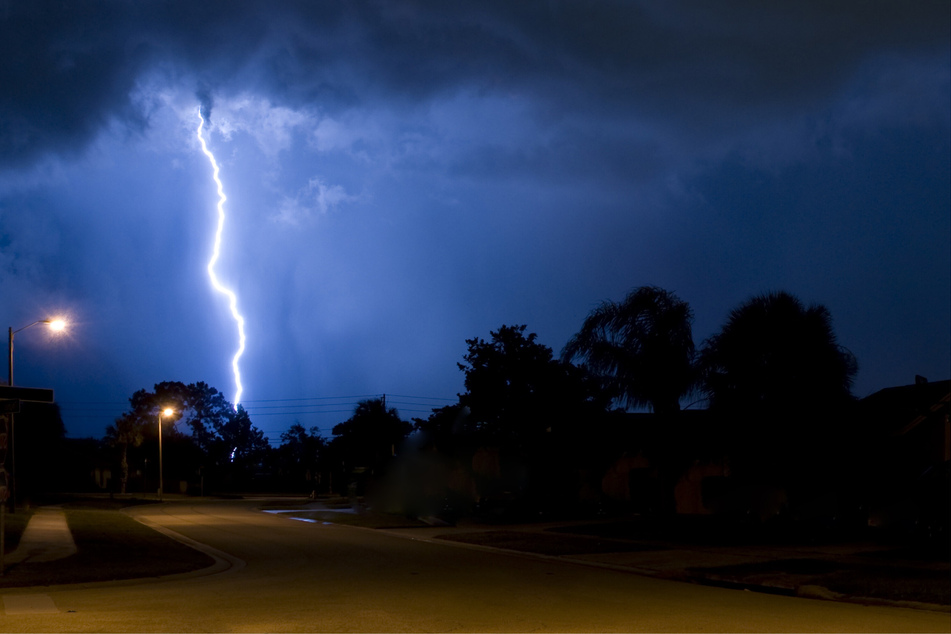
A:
[0,508,214,588]
[690,559,951,606]
[2,509,35,556]
[820,567,951,605]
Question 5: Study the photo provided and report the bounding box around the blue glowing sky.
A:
[1,1,948,443]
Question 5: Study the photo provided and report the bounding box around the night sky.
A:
[2,1,948,444]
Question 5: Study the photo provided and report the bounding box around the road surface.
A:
[0,500,947,632]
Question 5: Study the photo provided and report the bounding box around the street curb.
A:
[360,522,951,614]
[0,506,246,595]
[126,509,247,581]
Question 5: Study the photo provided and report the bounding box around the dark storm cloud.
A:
[1,0,947,440]
[0,2,144,166]
[196,86,214,123]
[1,0,946,168]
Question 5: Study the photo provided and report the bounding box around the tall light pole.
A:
[158,407,174,500]
[5,318,66,511]
[8,319,66,387]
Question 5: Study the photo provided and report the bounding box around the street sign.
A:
[0,400,19,414]
[0,386,54,402]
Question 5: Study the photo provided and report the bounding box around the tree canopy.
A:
[331,398,412,477]
[562,286,696,414]
[87,287,865,519]
[459,324,607,448]
[277,423,326,491]
[700,291,857,415]
[698,291,859,488]
[106,381,270,493]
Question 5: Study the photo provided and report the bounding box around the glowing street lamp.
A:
[158,407,174,500]
[5,318,67,511]
[8,318,67,387]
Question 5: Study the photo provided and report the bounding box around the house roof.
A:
[859,379,950,436]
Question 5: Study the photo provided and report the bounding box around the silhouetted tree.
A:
[108,381,271,493]
[412,403,476,453]
[212,406,270,489]
[119,385,188,492]
[562,286,697,414]
[457,325,611,513]
[460,325,607,445]
[700,291,857,413]
[104,411,145,494]
[182,382,231,454]
[131,381,232,454]
[461,325,559,445]
[134,382,188,420]
[699,291,858,492]
[331,399,412,482]
[278,423,326,492]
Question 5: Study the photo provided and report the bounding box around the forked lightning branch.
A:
[197,106,246,408]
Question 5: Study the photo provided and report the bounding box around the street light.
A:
[5,318,67,511]
[158,407,174,500]
[8,318,67,387]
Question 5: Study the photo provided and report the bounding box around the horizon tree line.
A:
[91,285,860,510]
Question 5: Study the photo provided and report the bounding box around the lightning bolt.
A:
[197,106,246,408]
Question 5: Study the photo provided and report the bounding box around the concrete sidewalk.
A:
[4,506,77,565]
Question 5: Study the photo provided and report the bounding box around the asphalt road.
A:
[0,500,947,632]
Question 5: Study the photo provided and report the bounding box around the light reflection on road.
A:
[261,507,356,525]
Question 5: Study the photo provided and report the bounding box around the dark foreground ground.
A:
[1,498,214,587]
[1,495,947,612]
[437,520,949,608]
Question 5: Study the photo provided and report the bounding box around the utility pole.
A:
[7,327,15,513]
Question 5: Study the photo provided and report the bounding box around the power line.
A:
[241,394,384,403]
[384,394,456,401]
[56,393,455,438]
[59,392,457,407]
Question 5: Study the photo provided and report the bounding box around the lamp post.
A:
[158,407,174,500]
[5,318,66,511]
[8,319,66,387]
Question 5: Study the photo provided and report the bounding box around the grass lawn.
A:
[690,559,951,606]
[2,508,35,556]
[0,505,214,588]
[820,566,951,605]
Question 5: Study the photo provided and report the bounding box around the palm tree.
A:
[699,291,857,414]
[561,286,697,415]
[104,412,145,494]
[698,291,858,489]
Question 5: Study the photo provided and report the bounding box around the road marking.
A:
[2,593,59,614]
